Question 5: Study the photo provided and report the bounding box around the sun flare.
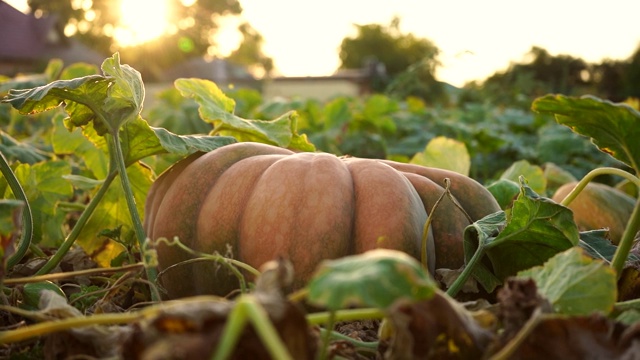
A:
[115,0,169,47]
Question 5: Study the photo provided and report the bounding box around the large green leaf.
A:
[484,179,579,279]
[174,78,315,151]
[3,74,110,134]
[100,53,144,129]
[2,53,144,136]
[485,178,520,210]
[120,117,236,166]
[464,179,579,291]
[410,136,470,176]
[517,247,617,316]
[499,160,546,195]
[307,249,436,311]
[532,95,640,174]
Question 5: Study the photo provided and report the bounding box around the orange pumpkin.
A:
[144,142,500,298]
[552,181,636,244]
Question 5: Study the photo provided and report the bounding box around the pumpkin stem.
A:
[421,178,453,272]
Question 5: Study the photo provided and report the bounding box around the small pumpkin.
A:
[144,142,500,299]
[552,181,636,244]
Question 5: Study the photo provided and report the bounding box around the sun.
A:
[115,0,170,47]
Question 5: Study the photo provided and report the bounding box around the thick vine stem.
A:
[559,167,640,207]
[446,242,487,298]
[611,199,640,278]
[0,151,33,269]
[108,133,158,299]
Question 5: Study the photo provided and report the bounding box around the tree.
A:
[477,47,592,107]
[338,17,443,100]
[227,23,274,78]
[25,0,272,81]
[622,45,640,99]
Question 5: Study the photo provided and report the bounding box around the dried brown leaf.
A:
[383,291,494,359]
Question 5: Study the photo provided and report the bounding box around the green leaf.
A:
[532,94,640,174]
[2,53,145,136]
[2,74,111,134]
[10,161,73,245]
[322,97,352,130]
[462,211,505,293]
[100,53,144,129]
[500,160,546,195]
[174,78,315,151]
[463,179,579,292]
[517,247,617,316]
[578,229,640,266]
[486,178,520,210]
[410,136,470,176]
[307,249,436,311]
[59,62,100,80]
[0,131,49,164]
[361,94,398,134]
[484,179,579,279]
[77,162,152,266]
[0,59,63,94]
[51,113,108,179]
[120,116,236,165]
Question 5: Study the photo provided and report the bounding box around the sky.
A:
[5,0,640,87]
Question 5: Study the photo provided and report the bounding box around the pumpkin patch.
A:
[144,142,501,299]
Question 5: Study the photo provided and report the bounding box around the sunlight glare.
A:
[212,17,242,57]
[115,0,169,47]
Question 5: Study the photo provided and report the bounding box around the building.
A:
[0,2,105,77]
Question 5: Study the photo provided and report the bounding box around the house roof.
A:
[0,2,105,66]
[0,1,58,60]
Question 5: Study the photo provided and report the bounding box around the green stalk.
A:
[36,170,118,275]
[0,152,33,268]
[558,167,640,279]
[446,243,486,298]
[318,310,336,360]
[306,308,385,325]
[0,310,145,344]
[211,296,294,360]
[611,199,640,278]
[559,167,640,207]
[108,133,158,298]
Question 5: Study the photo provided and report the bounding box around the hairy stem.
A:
[108,133,158,299]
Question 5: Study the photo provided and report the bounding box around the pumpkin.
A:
[552,181,636,244]
[144,142,500,299]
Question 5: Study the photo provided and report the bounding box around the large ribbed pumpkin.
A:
[144,142,500,299]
